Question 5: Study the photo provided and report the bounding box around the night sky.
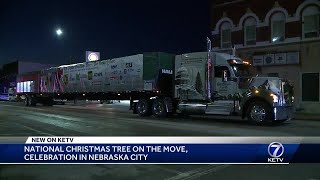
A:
[0,0,211,66]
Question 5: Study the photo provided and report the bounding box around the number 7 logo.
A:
[268,142,284,158]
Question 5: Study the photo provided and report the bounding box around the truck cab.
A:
[175,52,294,124]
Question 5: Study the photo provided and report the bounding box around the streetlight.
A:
[56,28,63,36]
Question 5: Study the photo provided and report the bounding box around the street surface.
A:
[0,101,319,180]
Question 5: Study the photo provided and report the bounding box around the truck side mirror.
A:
[222,70,228,82]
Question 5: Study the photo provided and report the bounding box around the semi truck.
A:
[16,51,294,124]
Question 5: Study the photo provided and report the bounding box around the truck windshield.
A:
[231,64,255,77]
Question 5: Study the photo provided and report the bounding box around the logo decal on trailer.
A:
[162,69,173,74]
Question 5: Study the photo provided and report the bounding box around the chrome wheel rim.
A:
[137,102,147,114]
[153,102,163,115]
[250,105,266,122]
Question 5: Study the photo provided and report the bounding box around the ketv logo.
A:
[267,142,284,163]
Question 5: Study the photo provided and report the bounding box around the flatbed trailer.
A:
[17,51,294,124]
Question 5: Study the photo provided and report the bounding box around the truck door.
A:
[213,66,237,99]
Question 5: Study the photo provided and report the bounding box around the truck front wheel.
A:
[246,101,272,124]
[136,99,151,116]
[152,99,167,118]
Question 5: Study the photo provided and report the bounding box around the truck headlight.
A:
[270,93,278,103]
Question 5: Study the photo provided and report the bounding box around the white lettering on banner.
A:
[132,146,145,152]
[130,154,148,161]
[24,154,78,161]
[21,144,189,162]
[112,146,131,152]
[24,146,65,153]
[162,69,173,74]
[146,146,162,152]
[88,154,129,161]
[24,145,112,153]
[163,146,188,153]
[65,146,110,153]
[84,154,148,161]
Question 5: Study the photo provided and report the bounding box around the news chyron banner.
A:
[0,137,319,164]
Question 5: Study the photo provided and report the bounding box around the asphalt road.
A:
[0,101,319,180]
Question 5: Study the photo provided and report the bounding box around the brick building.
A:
[211,0,320,113]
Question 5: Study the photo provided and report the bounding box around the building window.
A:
[244,17,256,46]
[302,73,319,102]
[302,6,320,38]
[221,22,232,48]
[271,12,286,43]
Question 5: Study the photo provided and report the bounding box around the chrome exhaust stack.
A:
[206,37,213,101]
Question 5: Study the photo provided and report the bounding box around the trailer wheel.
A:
[246,101,272,124]
[136,99,151,116]
[152,99,167,118]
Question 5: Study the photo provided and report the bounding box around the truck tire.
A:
[152,99,167,118]
[47,98,54,106]
[43,97,54,106]
[29,97,37,106]
[136,99,151,116]
[24,97,29,106]
[246,101,272,125]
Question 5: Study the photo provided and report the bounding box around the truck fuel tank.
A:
[177,102,207,115]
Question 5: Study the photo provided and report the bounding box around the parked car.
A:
[0,93,17,101]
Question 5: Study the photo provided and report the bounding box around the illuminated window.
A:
[271,12,286,43]
[26,81,31,92]
[23,82,27,92]
[302,6,320,38]
[17,83,21,93]
[244,17,257,46]
[20,82,23,93]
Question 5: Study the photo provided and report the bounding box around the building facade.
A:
[0,61,57,94]
[211,0,320,113]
